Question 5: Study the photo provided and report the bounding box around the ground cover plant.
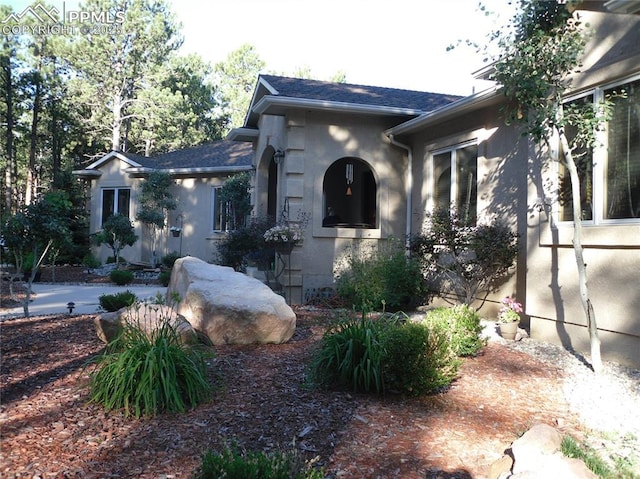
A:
[194,444,324,479]
[98,290,137,312]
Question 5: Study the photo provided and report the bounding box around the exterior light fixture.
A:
[273,149,285,164]
[67,301,76,314]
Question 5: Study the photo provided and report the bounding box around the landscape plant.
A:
[216,215,276,271]
[194,444,324,479]
[92,214,138,269]
[87,303,213,418]
[98,290,137,312]
[334,240,425,311]
[423,304,486,357]
[410,208,518,306]
[491,0,609,371]
[109,269,134,286]
[310,311,461,396]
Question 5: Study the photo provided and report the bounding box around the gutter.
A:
[385,134,413,253]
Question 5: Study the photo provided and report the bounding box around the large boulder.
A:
[166,257,296,345]
[94,303,198,345]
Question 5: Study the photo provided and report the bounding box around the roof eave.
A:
[84,150,143,170]
[385,86,503,137]
[126,165,253,177]
[252,96,425,120]
[72,169,102,179]
[226,127,260,142]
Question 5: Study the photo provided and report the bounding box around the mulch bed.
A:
[0,266,586,478]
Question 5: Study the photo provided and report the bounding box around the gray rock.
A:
[166,257,296,345]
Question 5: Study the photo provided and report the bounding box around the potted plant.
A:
[497,296,522,340]
[263,223,303,254]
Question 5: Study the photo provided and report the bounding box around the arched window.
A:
[322,157,377,228]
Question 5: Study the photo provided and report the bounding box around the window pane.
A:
[434,152,451,211]
[559,97,594,221]
[102,189,115,225]
[118,189,130,218]
[456,144,477,225]
[605,79,640,219]
[212,187,223,231]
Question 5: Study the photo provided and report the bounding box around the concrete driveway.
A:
[1,283,166,319]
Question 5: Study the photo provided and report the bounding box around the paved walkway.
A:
[0,283,166,319]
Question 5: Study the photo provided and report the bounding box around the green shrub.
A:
[380,316,460,396]
[423,305,486,357]
[310,312,460,396]
[162,251,181,269]
[88,313,212,417]
[335,241,425,311]
[99,290,137,312]
[194,444,324,479]
[109,269,134,285]
[217,215,276,271]
[159,270,172,287]
[82,252,101,270]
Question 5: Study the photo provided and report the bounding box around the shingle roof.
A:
[130,141,253,170]
[259,74,462,112]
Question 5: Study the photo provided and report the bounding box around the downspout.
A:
[386,134,413,254]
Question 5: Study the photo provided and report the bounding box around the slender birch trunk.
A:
[558,125,602,373]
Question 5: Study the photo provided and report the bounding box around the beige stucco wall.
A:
[402,103,529,320]
[87,159,233,266]
[253,111,408,303]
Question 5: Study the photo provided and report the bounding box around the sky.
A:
[5,0,518,96]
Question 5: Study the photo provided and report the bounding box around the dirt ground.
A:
[0,268,586,478]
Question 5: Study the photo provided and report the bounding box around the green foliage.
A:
[92,214,138,269]
[82,253,101,270]
[109,269,134,286]
[380,316,460,396]
[310,313,461,396]
[159,270,172,287]
[162,251,181,268]
[88,312,212,418]
[310,314,385,393]
[216,215,276,271]
[136,171,178,229]
[335,241,426,312]
[219,172,252,230]
[560,435,632,479]
[410,209,518,305]
[423,305,486,357]
[194,444,324,479]
[99,290,137,312]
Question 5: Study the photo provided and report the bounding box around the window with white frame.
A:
[558,76,640,223]
[432,142,478,225]
[211,186,230,232]
[101,188,130,225]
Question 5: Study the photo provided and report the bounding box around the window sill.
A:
[314,226,382,239]
[539,221,640,247]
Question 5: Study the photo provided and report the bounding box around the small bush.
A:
[335,241,425,311]
[310,312,460,396]
[380,316,460,396]
[99,290,137,312]
[88,312,212,417]
[194,444,324,479]
[424,305,486,357]
[109,269,134,285]
[162,251,181,269]
[158,270,171,287]
[82,253,101,270]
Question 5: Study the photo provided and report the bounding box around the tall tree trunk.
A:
[558,125,602,373]
[112,93,122,151]
[2,53,14,214]
[26,70,42,205]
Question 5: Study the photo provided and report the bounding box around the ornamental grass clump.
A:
[87,307,212,418]
[194,444,324,479]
